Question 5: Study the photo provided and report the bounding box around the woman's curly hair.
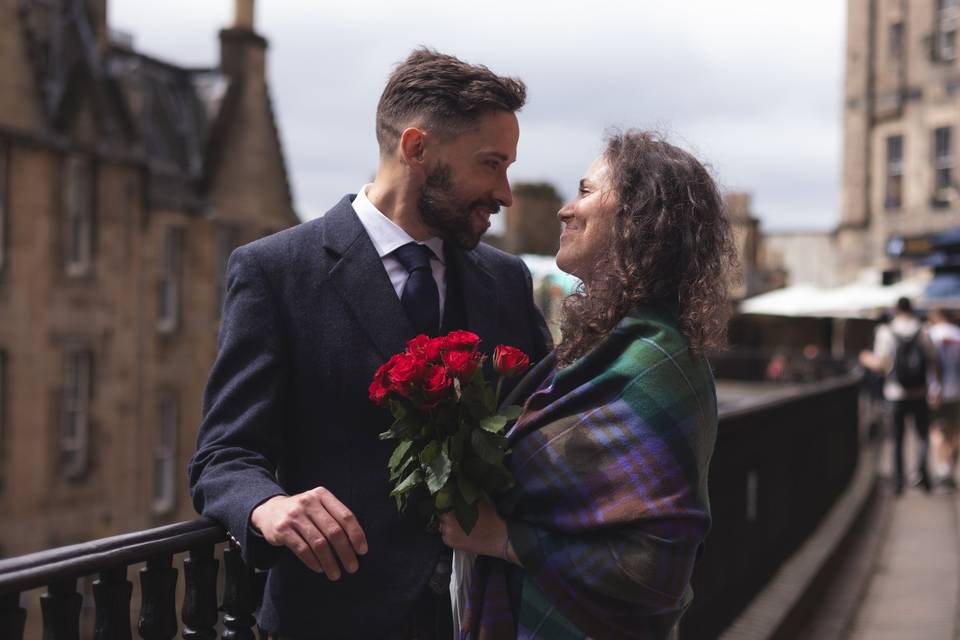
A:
[557,130,738,367]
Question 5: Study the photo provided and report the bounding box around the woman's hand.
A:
[439,500,520,564]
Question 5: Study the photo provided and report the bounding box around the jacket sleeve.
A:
[188,246,289,568]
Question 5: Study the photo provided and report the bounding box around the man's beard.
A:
[418,162,500,250]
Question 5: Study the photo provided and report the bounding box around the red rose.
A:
[420,364,452,408]
[444,330,481,353]
[406,334,431,354]
[443,349,482,381]
[408,334,446,362]
[369,354,404,405]
[493,345,530,378]
[368,377,389,405]
[388,353,426,396]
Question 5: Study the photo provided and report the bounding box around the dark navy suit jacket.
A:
[188,196,552,638]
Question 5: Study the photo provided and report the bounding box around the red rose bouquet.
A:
[369,330,530,533]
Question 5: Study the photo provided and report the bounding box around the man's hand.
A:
[250,487,368,580]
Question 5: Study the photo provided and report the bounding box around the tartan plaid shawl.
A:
[464,306,717,639]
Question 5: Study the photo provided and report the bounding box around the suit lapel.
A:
[449,246,499,352]
[321,197,414,360]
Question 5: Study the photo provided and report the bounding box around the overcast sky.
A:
[109,1,846,232]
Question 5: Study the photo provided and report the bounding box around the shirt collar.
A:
[352,184,445,263]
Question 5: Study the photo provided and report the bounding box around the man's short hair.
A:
[896,296,913,313]
[375,48,526,154]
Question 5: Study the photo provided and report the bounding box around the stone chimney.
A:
[85,0,109,54]
[234,0,255,31]
[220,0,267,80]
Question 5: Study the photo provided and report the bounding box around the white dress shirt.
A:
[351,184,447,318]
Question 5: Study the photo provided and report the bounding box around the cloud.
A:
[109,0,846,231]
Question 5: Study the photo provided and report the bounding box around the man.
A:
[927,308,960,489]
[188,48,552,639]
[860,297,940,495]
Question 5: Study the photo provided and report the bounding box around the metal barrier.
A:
[0,518,261,639]
[0,375,860,639]
[680,374,861,639]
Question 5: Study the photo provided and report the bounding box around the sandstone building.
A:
[0,0,296,557]
[838,0,960,282]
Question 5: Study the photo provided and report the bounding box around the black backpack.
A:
[893,331,928,390]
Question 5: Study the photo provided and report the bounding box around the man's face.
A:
[418,111,519,250]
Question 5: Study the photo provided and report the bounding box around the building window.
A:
[937,0,959,61]
[157,227,184,334]
[0,143,7,274]
[934,127,955,205]
[64,156,94,277]
[61,349,92,479]
[889,21,905,59]
[885,135,905,210]
[152,391,178,515]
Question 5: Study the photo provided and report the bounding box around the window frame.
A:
[63,156,95,278]
[885,134,905,210]
[61,349,92,479]
[936,0,959,61]
[151,390,179,515]
[156,226,184,334]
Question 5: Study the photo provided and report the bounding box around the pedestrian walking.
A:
[860,297,941,494]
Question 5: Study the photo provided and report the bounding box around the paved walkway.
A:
[845,431,960,640]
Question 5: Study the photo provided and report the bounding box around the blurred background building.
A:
[0,0,296,557]
[837,0,959,284]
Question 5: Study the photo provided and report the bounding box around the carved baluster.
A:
[221,542,255,640]
[181,545,218,640]
[93,565,132,640]
[0,592,26,640]
[138,555,178,640]
[40,579,82,640]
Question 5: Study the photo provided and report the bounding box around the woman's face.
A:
[556,156,619,282]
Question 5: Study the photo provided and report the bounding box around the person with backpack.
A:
[860,297,941,495]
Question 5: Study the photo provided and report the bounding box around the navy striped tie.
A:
[394,243,440,336]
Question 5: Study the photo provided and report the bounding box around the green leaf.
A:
[378,430,395,441]
[456,471,482,504]
[389,400,408,419]
[483,386,497,413]
[434,484,453,510]
[420,440,439,464]
[450,429,467,463]
[424,445,453,494]
[389,453,416,481]
[479,415,508,433]
[471,430,508,465]
[388,440,413,471]
[500,405,523,420]
[453,494,480,534]
[390,468,423,498]
[488,465,516,492]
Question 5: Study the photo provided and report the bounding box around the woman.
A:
[439,130,736,639]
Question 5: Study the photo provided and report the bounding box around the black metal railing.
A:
[0,374,861,640]
[0,518,263,640]
[680,373,861,639]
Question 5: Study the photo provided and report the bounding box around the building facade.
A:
[839,0,960,282]
[0,0,296,557]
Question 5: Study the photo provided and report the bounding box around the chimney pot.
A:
[235,0,255,30]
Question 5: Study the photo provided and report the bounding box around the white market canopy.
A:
[740,274,931,319]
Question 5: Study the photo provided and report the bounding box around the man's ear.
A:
[399,127,428,169]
